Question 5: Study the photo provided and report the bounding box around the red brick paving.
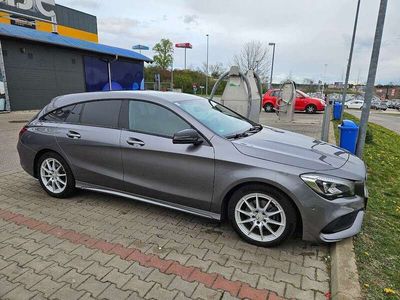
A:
[0,207,284,299]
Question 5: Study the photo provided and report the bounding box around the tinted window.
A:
[128,101,191,137]
[80,100,122,128]
[65,104,83,123]
[42,105,75,122]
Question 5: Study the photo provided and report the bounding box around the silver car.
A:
[17,91,367,247]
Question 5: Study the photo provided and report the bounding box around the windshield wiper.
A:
[226,124,263,140]
[246,124,263,133]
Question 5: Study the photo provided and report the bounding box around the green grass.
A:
[333,113,400,299]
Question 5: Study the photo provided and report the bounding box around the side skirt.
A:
[75,181,221,221]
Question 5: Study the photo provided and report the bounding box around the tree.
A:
[200,62,225,78]
[153,39,174,70]
[234,41,270,80]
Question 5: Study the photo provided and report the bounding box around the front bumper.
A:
[319,210,364,242]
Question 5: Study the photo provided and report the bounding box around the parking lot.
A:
[0,111,329,300]
[345,108,400,134]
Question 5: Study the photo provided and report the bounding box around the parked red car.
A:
[262,89,326,113]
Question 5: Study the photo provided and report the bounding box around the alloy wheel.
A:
[40,158,67,194]
[306,105,316,113]
[234,193,286,242]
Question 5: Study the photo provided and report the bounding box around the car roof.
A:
[42,91,205,115]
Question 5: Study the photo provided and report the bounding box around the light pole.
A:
[340,0,361,121]
[321,63,328,96]
[356,0,387,158]
[206,34,209,96]
[269,42,276,89]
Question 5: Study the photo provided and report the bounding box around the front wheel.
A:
[228,184,297,247]
[264,103,274,113]
[305,104,317,114]
[37,152,76,198]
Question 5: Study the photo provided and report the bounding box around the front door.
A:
[120,100,215,211]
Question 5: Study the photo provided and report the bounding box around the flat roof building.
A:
[0,1,151,111]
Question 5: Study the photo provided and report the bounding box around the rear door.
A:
[55,100,124,190]
[120,100,215,211]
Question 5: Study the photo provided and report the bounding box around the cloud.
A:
[63,0,100,10]
[183,14,199,25]
[98,17,140,36]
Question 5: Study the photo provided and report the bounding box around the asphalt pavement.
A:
[345,109,400,134]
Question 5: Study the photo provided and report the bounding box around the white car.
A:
[345,100,364,109]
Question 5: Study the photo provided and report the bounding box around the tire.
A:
[37,152,76,198]
[305,104,317,114]
[228,184,297,247]
[264,103,274,113]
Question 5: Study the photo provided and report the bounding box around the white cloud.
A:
[56,0,400,84]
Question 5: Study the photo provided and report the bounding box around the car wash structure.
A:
[209,66,263,123]
[0,0,151,111]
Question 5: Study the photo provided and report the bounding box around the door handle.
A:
[67,131,81,139]
[126,137,145,146]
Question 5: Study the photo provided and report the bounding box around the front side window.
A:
[128,101,191,137]
[175,99,253,137]
[80,100,122,128]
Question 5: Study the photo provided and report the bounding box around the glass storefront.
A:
[83,56,144,92]
[0,41,9,111]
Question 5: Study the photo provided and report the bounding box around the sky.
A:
[58,0,399,85]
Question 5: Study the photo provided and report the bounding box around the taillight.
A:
[19,126,28,138]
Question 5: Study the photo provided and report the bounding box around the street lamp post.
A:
[206,34,209,96]
[340,0,361,121]
[356,0,388,158]
[269,43,276,89]
[321,63,328,96]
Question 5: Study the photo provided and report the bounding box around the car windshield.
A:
[175,99,255,138]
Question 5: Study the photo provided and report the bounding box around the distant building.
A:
[375,86,400,100]
[334,82,344,89]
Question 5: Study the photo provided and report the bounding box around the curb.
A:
[328,121,362,300]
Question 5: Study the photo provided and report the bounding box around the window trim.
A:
[120,99,211,146]
[41,99,123,130]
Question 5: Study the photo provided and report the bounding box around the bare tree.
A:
[234,41,270,80]
[201,62,225,78]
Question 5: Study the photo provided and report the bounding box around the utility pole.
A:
[356,0,387,158]
[206,34,209,96]
[170,57,174,91]
[321,63,328,96]
[269,43,276,89]
[340,0,361,121]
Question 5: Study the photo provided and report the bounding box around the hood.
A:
[232,127,349,171]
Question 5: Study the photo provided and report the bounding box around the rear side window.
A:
[42,105,75,122]
[80,100,122,128]
[128,100,191,137]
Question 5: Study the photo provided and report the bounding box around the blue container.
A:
[333,102,342,120]
[339,120,359,154]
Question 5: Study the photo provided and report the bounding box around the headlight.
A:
[300,174,355,200]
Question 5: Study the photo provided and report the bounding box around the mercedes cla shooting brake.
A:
[18,91,367,247]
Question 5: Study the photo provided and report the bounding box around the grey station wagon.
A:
[17,91,367,247]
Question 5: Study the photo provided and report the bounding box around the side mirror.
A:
[173,129,202,145]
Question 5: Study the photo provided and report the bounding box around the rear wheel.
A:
[37,152,75,198]
[264,103,274,113]
[305,104,317,114]
[228,184,297,247]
